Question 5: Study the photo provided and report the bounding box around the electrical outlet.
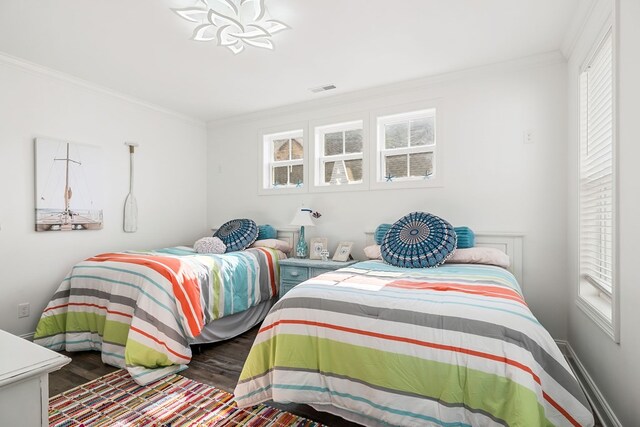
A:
[524,129,535,144]
[18,303,30,318]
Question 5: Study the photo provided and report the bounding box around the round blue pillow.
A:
[214,219,258,252]
[374,223,392,245]
[381,212,457,268]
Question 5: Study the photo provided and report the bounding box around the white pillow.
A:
[363,244,382,260]
[249,238,292,253]
[445,247,510,269]
[194,237,226,254]
[364,245,510,269]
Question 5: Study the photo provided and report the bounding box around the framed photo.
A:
[333,241,354,262]
[310,237,328,260]
[35,138,104,232]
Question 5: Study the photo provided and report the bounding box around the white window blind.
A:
[579,30,614,297]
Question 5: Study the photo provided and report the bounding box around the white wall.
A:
[567,0,640,424]
[208,57,570,338]
[0,59,208,336]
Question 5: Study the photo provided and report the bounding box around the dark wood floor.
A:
[50,326,602,427]
[49,325,361,427]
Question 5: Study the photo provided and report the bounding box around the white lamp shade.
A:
[290,208,315,227]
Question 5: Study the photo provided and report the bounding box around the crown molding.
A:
[208,50,565,128]
[0,51,205,127]
[561,0,612,59]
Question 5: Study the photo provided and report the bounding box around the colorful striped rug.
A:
[49,370,324,426]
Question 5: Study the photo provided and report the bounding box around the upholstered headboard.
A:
[364,231,524,286]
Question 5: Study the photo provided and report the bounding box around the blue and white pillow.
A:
[381,212,457,268]
[214,219,258,252]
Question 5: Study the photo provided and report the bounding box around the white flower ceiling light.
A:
[173,0,289,54]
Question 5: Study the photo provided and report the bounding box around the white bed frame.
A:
[364,231,524,286]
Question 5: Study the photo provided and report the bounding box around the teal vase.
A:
[296,226,308,258]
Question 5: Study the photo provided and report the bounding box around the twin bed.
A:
[33,229,294,384]
[33,228,594,426]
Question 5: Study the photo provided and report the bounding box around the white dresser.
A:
[0,329,70,427]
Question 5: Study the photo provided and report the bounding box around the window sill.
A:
[369,176,443,191]
[257,185,307,196]
[576,293,618,343]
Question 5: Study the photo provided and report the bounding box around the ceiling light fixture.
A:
[172,0,289,54]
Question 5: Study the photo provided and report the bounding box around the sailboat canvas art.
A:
[35,138,103,231]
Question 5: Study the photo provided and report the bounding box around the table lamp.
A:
[290,207,315,258]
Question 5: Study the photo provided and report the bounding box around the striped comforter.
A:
[235,261,594,427]
[34,246,280,385]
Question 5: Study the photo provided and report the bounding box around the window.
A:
[375,108,437,185]
[261,129,304,191]
[314,121,364,187]
[577,29,617,340]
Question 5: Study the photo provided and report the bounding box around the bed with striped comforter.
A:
[34,246,280,385]
[235,261,594,427]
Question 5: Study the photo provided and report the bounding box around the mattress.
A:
[234,260,594,427]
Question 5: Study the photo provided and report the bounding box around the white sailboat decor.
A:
[35,138,104,231]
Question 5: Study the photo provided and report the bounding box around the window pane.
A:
[328,161,349,185]
[290,164,303,186]
[273,166,289,185]
[324,161,335,184]
[273,139,290,161]
[386,154,408,178]
[345,129,363,153]
[290,138,304,160]
[410,117,435,146]
[324,132,344,156]
[385,123,408,149]
[409,152,434,177]
[345,159,363,181]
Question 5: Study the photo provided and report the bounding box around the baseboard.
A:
[19,332,35,341]
[555,340,622,427]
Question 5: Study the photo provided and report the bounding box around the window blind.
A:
[579,31,614,296]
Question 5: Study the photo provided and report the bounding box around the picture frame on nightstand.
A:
[309,237,328,260]
[333,241,354,262]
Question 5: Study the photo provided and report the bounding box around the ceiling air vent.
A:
[309,84,337,93]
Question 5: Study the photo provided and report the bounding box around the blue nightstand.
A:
[279,258,358,298]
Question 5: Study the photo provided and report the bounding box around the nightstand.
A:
[0,329,70,427]
[279,258,358,298]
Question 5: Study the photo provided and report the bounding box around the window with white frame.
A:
[262,130,304,189]
[376,109,436,183]
[314,121,364,186]
[578,29,616,339]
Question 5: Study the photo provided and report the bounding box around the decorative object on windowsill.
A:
[290,207,319,258]
[123,142,139,233]
[172,0,290,55]
[333,241,354,262]
[330,161,349,185]
[309,237,328,260]
[320,249,330,262]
